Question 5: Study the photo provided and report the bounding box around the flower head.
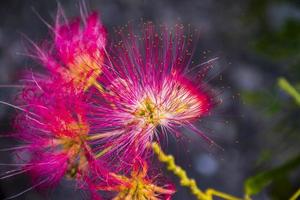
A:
[14,75,101,188]
[35,11,106,91]
[97,158,175,200]
[9,10,109,196]
[90,22,214,164]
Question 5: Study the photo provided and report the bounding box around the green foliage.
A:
[255,150,272,166]
[278,77,300,105]
[243,1,300,199]
[241,90,282,115]
[255,19,300,60]
[243,78,300,199]
[245,154,300,196]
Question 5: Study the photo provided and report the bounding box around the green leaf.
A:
[254,19,300,60]
[245,154,300,196]
[241,91,282,114]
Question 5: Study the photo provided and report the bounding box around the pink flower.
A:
[6,7,217,199]
[9,10,110,197]
[13,74,104,190]
[26,152,69,188]
[89,22,215,166]
[33,11,106,91]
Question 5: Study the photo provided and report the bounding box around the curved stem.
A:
[290,188,300,200]
[278,77,300,106]
[152,142,247,200]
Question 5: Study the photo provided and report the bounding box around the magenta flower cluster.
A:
[5,8,215,200]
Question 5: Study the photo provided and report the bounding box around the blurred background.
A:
[0,0,299,199]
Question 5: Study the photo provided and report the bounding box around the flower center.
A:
[68,53,103,90]
[54,120,90,178]
[134,97,163,126]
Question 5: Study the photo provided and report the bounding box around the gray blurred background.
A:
[0,0,299,199]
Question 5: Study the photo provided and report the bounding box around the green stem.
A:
[278,77,300,106]
[290,188,300,200]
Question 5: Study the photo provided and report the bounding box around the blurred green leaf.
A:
[242,91,282,114]
[256,150,273,166]
[245,154,300,196]
[255,19,300,59]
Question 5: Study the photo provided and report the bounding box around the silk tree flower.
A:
[11,74,108,196]
[89,22,215,167]
[3,10,110,198]
[33,10,106,92]
[96,158,174,200]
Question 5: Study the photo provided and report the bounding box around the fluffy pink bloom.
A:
[26,152,69,188]
[7,10,113,198]
[13,75,106,193]
[34,11,106,91]
[89,23,215,167]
